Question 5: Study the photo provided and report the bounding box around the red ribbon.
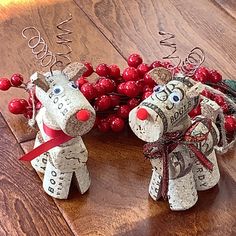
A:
[19,124,73,161]
[143,118,214,200]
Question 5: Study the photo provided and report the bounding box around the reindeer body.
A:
[30,63,95,199]
[129,69,220,210]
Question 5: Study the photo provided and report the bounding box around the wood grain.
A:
[0,114,74,236]
[22,130,236,236]
[213,0,236,19]
[0,0,126,143]
[74,0,236,80]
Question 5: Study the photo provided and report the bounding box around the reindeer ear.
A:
[30,72,49,92]
[186,82,204,98]
[148,67,172,85]
[63,62,87,82]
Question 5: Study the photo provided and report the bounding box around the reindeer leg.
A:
[43,159,73,199]
[31,132,49,173]
[149,168,162,201]
[74,164,91,194]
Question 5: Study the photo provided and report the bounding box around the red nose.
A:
[76,109,91,122]
[136,108,149,120]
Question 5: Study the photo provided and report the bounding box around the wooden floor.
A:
[0,0,235,235]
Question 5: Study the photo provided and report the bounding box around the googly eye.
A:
[169,91,183,104]
[52,85,64,95]
[68,81,78,90]
[153,85,165,93]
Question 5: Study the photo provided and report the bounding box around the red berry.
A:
[36,101,42,110]
[109,94,120,107]
[117,82,126,94]
[224,115,236,133]
[98,119,110,132]
[194,67,210,83]
[109,65,120,78]
[122,67,139,81]
[76,77,88,89]
[221,102,229,113]
[188,105,201,117]
[0,78,11,91]
[151,61,163,68]
[82,62,94,77]
[123,81,139,98]
[127,54,143,68]
[162,61,173,69]
[94,95,112,111]
[80,83,97,100]
[19,99,29,108]
[143,84,153,93]
[8,99,27,114]
[209,70,222,83]
[106,114,117,124]
[213,95,225,106]
[143,73,156,86]
[117,105,131,119]
[99,78,115,93]
[137,63,150,77]
[94,84,106,96]
[10,74,24,87]
[96,63,110,77]
[136,79,145,93]
[201,89,213,99]
[127,98,140,109]
[110,117,125,132]
[23,109,33,119]
[142,91,152,100]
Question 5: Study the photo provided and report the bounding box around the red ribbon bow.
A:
[143,118,214,200]
[19,124,73,161]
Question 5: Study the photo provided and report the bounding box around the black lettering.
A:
[53,97,59,104]
[50,179,56,185]
[58,103,63,109]
[51,171,57,177]
[198,175,205,180]
[48,187,54,193]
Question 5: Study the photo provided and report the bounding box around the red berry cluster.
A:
[0,74,41,118]
[77,55,175,133]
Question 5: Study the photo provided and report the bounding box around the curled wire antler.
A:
[53,14,73,70]
[180,47,205,77]
[22,27,57,73]
[159,31,181,71]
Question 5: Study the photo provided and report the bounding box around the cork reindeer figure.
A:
[129,67,221,211]
[20,16,96,199]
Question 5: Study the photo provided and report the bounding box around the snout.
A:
[129,105,164,142]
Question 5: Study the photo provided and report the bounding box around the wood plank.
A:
[22,131,236,236]
[213,0,236,20]
[74,0,236,80]
[0,0,126,142]
[0,114,74,236]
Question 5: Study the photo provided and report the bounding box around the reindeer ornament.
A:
[129,68,221,211]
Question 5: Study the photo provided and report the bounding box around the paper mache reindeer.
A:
[20,16,96,199]
[129,67,222,210]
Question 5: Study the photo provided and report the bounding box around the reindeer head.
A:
[31,62,96,137]
[129,68,203,142]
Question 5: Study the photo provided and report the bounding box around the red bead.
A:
[117,82,126,94]
[123,81,139,98]
[110,117,125,132]
[8,99,27,114]
[98,119,110,132]
[127,98,140,109]
[11,74,24,87]
[127,54,143,68]
[201,89,213,99]
[117,105,131,118]
[143,73,156,86]
[188,105,201,117]
[96,63,110,77]
[142,91,152,100]
[0,78,11,91]
[109,94,120,107]
[94,95,112,111]
[80,83,97,100]
[99,78,115,93]
[224,115,236,133]
[76,109,91,122]
[137,63,150,77]
[194,67,210,83]
[122,67,139,81]
[94,84,106,96]
[75,77,88,89]
[151,61,163,68]
[109,65,120,78]
[209,70,222,83]
[213,95,225,106]
[137,108,149,120]
[82,62,94,77]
